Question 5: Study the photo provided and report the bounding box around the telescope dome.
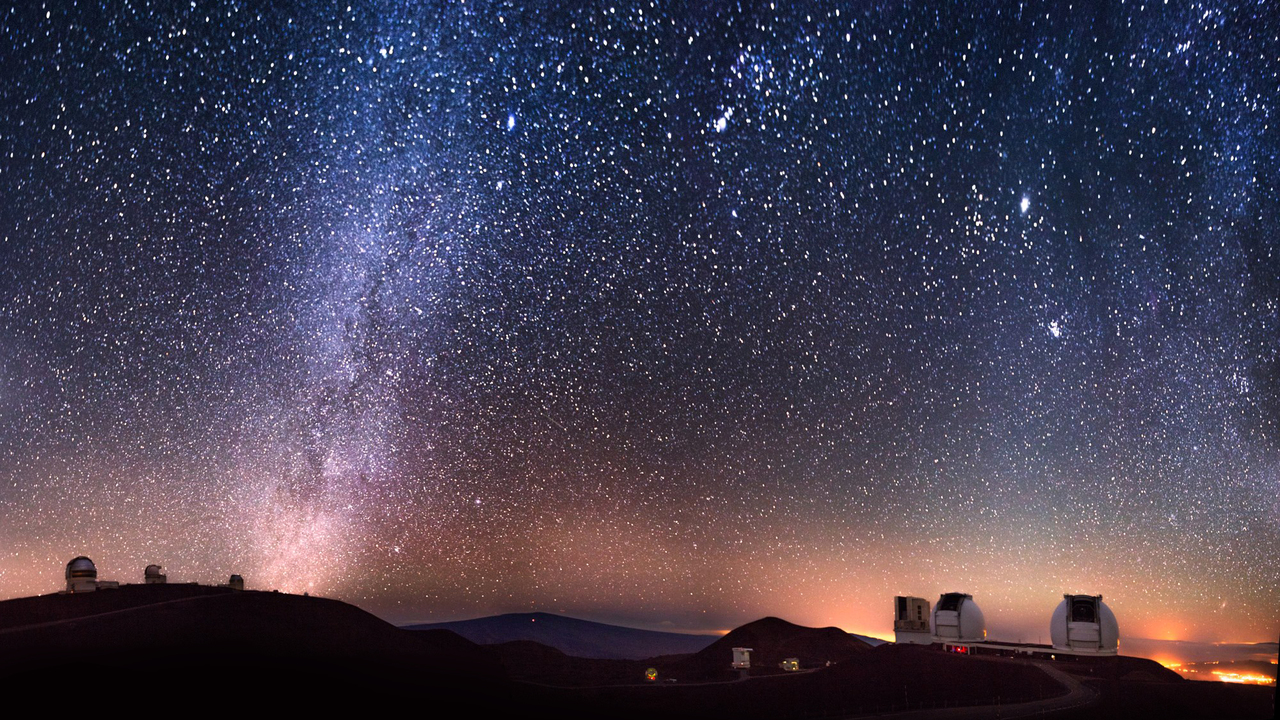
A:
[65,556,97,580]
[1050,594,1119,654]
[932,592,986,642]
[65,556,99,593]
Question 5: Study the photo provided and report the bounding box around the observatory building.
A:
[64,557,118,593]
[59,556,249,595]
[893,596,933,645]
[887,589,1122,660]
[65,556,97,593]
[731,647,753,669]
[1050,594,1119,655]
[932,592,985,642]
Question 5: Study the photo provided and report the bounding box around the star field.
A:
[0,1,1277,643]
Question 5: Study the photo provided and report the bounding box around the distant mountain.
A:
[450,614,879,687]
[407,612,718,659]
[1121,636,1280,664]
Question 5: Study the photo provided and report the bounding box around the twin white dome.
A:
[924,591,1117,654]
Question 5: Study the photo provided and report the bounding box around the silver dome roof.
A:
[65,556,97,578]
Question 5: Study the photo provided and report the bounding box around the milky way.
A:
[1,1,1277,643]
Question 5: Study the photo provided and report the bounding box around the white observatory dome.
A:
[932,592,986,642]
[1050,594,1119,654]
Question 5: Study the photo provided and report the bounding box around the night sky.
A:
[1,1,1277,645]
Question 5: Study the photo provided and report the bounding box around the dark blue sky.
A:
[0,1,1276,641]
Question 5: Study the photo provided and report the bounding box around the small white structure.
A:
[894,596,933,644]
[144,564,167,584]
[1050,594,1119,654]
[227,574,245,591]
[65,556,98,593]
[731,647,753,669]
[932,592,986,642]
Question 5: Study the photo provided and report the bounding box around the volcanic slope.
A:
[655,616,873,682]
[0,584,510,710]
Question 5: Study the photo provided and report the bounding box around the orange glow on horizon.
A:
[1211,670,1276,686]
[854,631,895,643]
[1156,658,1276,687]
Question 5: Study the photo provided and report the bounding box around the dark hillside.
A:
[656,616,871,682]
[0,585,509,711]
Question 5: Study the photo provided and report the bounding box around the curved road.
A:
[846,659,1097,719]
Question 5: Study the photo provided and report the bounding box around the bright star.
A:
[1020,196,1030,214]
[714,107,733,133]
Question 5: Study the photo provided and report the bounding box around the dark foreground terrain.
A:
[0,587,1271,718]
[1046,654,1275,720]
[0,584,509,710]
